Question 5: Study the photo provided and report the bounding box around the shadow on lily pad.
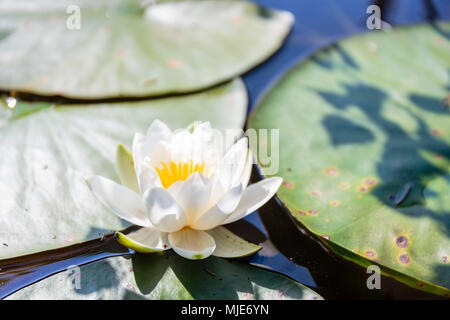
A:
[132,252,319,300]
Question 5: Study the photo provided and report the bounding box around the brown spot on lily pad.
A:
[297,209,307,216]
[165,58,182,69]
[363,178,378,186]
[282,181,295,189]
[65,237,74,243]
[231,15,244,24]
[357,186,369,193]
[307,209,318,216]
[365,250,376,258]
[399,253,411,265]
[115,49,128,58]
[40,75,51,84]
[329,200,340,207]
[443,256,448,263]
[142,78,157,87]
[396,235,409,248]
[339,183,351,190]
[325,167,339,176]
[310,190,321,197]
[443,94,450,107]
[430,129,443,137]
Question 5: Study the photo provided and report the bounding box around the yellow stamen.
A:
[155,161,207,189]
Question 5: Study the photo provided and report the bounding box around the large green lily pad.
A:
[0,0,293,99]
[0,79,246,260]
[248,23,450,295]
[6,253,322,300]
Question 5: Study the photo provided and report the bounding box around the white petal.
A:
[215,137,248,190]
[168,228,216,260]
[222,177,282,224]
[207,171,227,206]
[192,122,223,167]
[86,175,152,227]
[192,184,243,230]
[146,119,172,141]
[133,120,172,176]
[239,149,253,189]
[144,187,187,232]
[138,161,162,194]
[207,226,261,258]
[132,132,146,176]
[147,141,172,168]
[216,183,243,213]
[223,128,244,153]
[167,179,184,198]
[169,172,212,224]
[170,129,194,163]
[116,227,170,253]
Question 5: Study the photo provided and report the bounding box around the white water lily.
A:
[86,120,282,260]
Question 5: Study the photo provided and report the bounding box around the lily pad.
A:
[0,78,246,260]
[6,253,322,300]
[0,0,293,99]
[248,23,450,295]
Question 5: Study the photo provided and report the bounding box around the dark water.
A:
[1,0,449,299]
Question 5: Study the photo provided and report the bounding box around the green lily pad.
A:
[248,23,450,296]
[0,0,293,99]
[0,78,246,260]
[6,253,322,300]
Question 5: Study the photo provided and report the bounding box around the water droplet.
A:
[5,97,17,109]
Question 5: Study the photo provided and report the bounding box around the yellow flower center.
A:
[155,161,206,189]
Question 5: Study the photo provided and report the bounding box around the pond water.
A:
[0,0,449,299]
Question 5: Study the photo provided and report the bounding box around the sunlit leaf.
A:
[248,23,450,296]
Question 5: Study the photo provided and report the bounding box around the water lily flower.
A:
[86,120,282,260]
